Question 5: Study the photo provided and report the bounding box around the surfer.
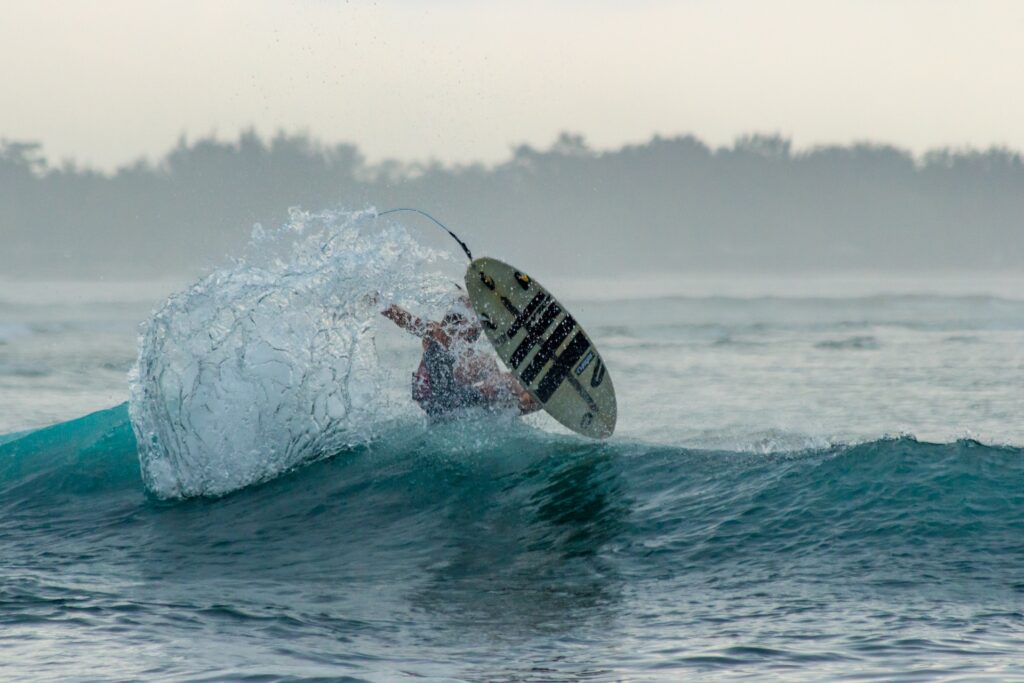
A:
[381,296,541,419]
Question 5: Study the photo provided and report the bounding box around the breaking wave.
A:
[127,209,461,498]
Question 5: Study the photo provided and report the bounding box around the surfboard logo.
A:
[575,351,595,376]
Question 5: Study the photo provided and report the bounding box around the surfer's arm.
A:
[455,353,541,414]
[381,304,428,337]
[483,371,540,414]
[382,306,453,347]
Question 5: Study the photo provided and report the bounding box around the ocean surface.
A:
[1,212,1023,681]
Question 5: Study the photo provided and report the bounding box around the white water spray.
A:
[129,209,458,498]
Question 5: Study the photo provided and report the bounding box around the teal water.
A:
[2,214,1023,680]
[1,404,1022,681]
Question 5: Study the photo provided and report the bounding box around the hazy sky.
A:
[4,0,1023,169]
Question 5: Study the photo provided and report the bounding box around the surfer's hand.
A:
[380,303,400,324]
[383,304,430,338]
[518,388,541,414]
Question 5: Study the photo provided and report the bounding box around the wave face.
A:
[1,403,1022,681]
[128,210,460,498]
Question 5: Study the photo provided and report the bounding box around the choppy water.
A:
[1,212,1022,680]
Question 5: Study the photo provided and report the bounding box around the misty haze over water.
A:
[2,130,1022,280]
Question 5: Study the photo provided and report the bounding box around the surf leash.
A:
[377,208,473,261]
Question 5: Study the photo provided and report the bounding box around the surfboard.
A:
[464,257,616,438]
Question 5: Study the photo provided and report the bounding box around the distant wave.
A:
[0,362,50,377]
[814,335,880,350]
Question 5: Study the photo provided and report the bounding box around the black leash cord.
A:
[377,208,473,261]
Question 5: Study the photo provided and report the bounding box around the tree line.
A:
[2,130,1022,278]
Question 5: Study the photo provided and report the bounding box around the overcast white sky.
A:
[3,0,1023,169]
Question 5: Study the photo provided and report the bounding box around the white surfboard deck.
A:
[464,257,616,439]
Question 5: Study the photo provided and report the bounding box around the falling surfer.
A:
[381,295,542,419]
[371,207,614,437]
